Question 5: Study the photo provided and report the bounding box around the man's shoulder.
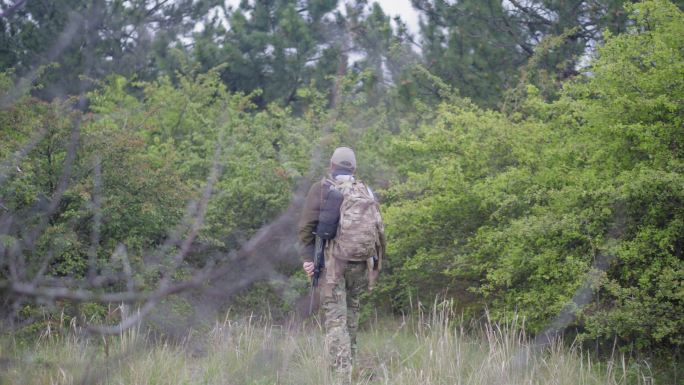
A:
[308,179,325,192]
[304,180,325,205]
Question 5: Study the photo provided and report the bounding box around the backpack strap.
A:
[319,177,335,202]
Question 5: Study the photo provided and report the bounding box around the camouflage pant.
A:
[321,261,368,385]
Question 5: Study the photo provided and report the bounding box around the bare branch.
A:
[87,156,103,283]
[0,0,28,19]
[113,244,135,293]
[0,127,46,187]
[86,300,157,334]
[0,11,83,109]
[507,0,553,26]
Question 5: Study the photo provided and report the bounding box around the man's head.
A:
[330,146,356,173]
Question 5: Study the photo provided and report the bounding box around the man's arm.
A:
[368,206,385,290]
[297,182,322,263]
[375,216,386,271]
[369,183,385,271]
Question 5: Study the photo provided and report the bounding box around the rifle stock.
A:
[309,235,325,314]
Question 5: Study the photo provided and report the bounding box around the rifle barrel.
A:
[309,235,325,315]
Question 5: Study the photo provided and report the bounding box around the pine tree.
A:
[0,0,220,99]
[411,0,684,107]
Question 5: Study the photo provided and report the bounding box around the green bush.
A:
[380,0,683,358]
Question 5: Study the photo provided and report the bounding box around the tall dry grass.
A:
[0,303,655,385]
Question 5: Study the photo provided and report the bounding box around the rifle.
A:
[308,181,342,314]
[309,234,325,314]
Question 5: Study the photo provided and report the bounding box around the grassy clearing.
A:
[0,307,657,385]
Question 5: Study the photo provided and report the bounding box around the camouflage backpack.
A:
[324,177,382,261]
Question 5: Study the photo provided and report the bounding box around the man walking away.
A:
[298,146,385,384]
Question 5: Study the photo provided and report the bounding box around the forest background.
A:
[0,0,682,382]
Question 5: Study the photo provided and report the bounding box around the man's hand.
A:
[303,261,314,277]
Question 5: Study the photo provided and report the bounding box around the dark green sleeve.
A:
[297,182,322,262]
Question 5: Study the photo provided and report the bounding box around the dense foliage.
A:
[0,0,681,371]
[380,0,683,357]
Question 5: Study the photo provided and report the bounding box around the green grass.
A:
[0,307,658,385]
